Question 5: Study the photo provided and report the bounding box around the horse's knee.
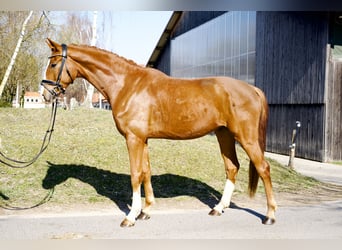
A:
[130,171,144,190]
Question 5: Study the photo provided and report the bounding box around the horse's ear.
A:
[46,38,60,52]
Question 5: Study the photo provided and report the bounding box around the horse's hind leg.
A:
[241,141,277,225]
[209,127,240,216]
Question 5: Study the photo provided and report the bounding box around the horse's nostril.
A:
[42,91,52,103]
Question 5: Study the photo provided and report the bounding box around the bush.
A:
[0,100,12,107]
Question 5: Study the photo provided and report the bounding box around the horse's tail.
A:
[248,87,269,197]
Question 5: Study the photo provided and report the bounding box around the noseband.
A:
[41,44,73,97]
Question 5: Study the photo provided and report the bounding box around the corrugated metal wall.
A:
[170,12,256,83]
[154,40,171,75]
[255,12,330,161]
[173,11,226,37]
[155,11,226,75]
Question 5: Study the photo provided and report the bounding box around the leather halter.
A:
[41,44,73,97]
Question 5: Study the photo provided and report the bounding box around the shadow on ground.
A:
[42,162,265,222]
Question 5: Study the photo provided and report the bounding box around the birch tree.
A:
[0,11,33,99]
[83,11,98,108]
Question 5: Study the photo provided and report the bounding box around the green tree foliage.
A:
[0,11,51,106]
[0,52,39,104]
[0,11,98,107]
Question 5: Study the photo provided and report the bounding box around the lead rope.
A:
[0,99,58,210]
[0,98,58,168]
[0,188,54,210]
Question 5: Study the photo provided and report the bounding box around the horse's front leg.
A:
[120,134,154,227]
[137,141,155,220]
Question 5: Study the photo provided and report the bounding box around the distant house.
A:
[92,92,111,110]
[23,92,45,109]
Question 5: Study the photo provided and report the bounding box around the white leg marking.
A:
[214,179,235,213]
[126,191,142,222]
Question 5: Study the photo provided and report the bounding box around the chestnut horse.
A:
[42,38,277,227]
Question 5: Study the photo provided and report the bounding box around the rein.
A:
[0,44,70,168]
[0,96,58,210]
[0,98,58,168]
[0,188,54,210]
[0,45,71,210]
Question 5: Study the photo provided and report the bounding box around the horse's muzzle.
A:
[41,79,65,102]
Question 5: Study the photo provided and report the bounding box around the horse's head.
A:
[42,38,77,102]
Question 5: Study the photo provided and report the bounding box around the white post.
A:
[12,83,20,108]
[288,121,301,169]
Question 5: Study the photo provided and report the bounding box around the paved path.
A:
[1,200,342,239]
[265,152,342,185]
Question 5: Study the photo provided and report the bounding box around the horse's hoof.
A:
[120,218,135,227]
[208,209,222,216]
[262,216,276,225]
[137,211,150,220]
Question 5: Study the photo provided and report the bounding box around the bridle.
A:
[41,44,73,97]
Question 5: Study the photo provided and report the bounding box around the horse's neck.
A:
[71,46,133,100]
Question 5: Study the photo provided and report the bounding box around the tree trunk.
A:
[84,11,98,108]
[0,11,33,99]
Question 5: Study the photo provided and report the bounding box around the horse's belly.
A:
[150,107,223,139]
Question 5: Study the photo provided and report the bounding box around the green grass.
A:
[0,107,334,210]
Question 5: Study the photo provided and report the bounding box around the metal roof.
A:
[146,11,183,68]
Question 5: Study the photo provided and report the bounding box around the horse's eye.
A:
[51,63,57,68]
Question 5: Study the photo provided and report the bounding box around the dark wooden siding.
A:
[268,104,325,160]
[255,12,330,161]
[256,12,329,105]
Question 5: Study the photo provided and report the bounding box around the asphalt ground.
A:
[1,200,342,239]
